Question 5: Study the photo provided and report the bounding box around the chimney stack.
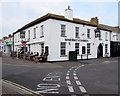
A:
[65,6,73,20]
[90,17,99,24]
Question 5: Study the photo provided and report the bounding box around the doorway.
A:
[97,43,103,58]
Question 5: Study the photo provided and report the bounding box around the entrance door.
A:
[98,43,103,58]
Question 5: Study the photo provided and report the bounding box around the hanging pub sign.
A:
[22,41,26,46]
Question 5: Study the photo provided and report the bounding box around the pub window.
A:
[87,43,91,54]
[82,46,86,54]
[33,28,36,39]
[75,43,79,54]
[40,25,44,37]
[87,29,90,38]
[60,42,66,56]
[61,24,66,37]
[105,32,108,40]
[41,43,44,53]
[18,34,20,42]
[105,44,108,54]
[75,27,79,38]
[28,30,30,40]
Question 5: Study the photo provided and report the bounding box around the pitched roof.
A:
[14,13,119,34]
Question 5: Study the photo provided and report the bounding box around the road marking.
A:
[3,79,42,96]
[66,73,69,75]
[76,80,81,85]
[37,84,60,94]
[74,76,78,80]
[67,70,70,73]
[66,80,71,85]
[66,76,70,79]
[73,73,76,76]
[68,86,74,93]
[79,86,87,93]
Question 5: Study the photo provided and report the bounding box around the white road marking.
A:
[66,80,71,85]
[67,71,70,73]
[76,80,81,85]
[73,73,76,76]
[74,76,78,80]
[66,76,70,79]
[79,86,87,93]
[66,73,69,75]
[68,86,74,92]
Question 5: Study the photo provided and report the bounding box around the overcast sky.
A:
[0,0,119,39]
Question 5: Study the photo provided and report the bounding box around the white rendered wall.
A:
[14,18,111,61]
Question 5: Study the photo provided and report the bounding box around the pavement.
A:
[2,55,119,96]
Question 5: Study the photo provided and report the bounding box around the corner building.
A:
[13,7,111,61]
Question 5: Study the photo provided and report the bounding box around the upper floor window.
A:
[87,29,90,38]
[28,30,30,40]
[75,27,79,38]
[18,34,20,42]
[61,24,66,37]
[40,25,44,37]
[33,28,36,39]
[105,32,108,41]
[75,43,79,54]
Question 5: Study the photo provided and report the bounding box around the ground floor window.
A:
[87,43,91,54]
[75,43,79,54]
[41,43,44,53]
[82,46,86,54]
[105,44,108,54]
[60,42,66,56]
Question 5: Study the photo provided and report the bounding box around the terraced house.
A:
[13,6,119,61]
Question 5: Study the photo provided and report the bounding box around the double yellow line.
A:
[2,79,44,96]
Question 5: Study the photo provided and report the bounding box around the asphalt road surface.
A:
[2,56,119,96]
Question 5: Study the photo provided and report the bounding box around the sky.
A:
[0,0,119,39]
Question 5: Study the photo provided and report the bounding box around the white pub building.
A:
[13,6,112,61]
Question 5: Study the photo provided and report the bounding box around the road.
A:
[2,56,119,96]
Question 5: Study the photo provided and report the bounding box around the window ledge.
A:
[61,35,67,37]
[60,55,67,57]
[40,36,44,38]
[75,37,80,38]
[88,38,91,39]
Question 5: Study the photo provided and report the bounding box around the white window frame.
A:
[75,43,79,54]
[105,44,108,54]
[60,42,66,56]
[61,24,66,37]
[75,27,79,38]
[33,28,36,39]
[87,29,90,38]
[87,43,91,54]
[40,25,44,37]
